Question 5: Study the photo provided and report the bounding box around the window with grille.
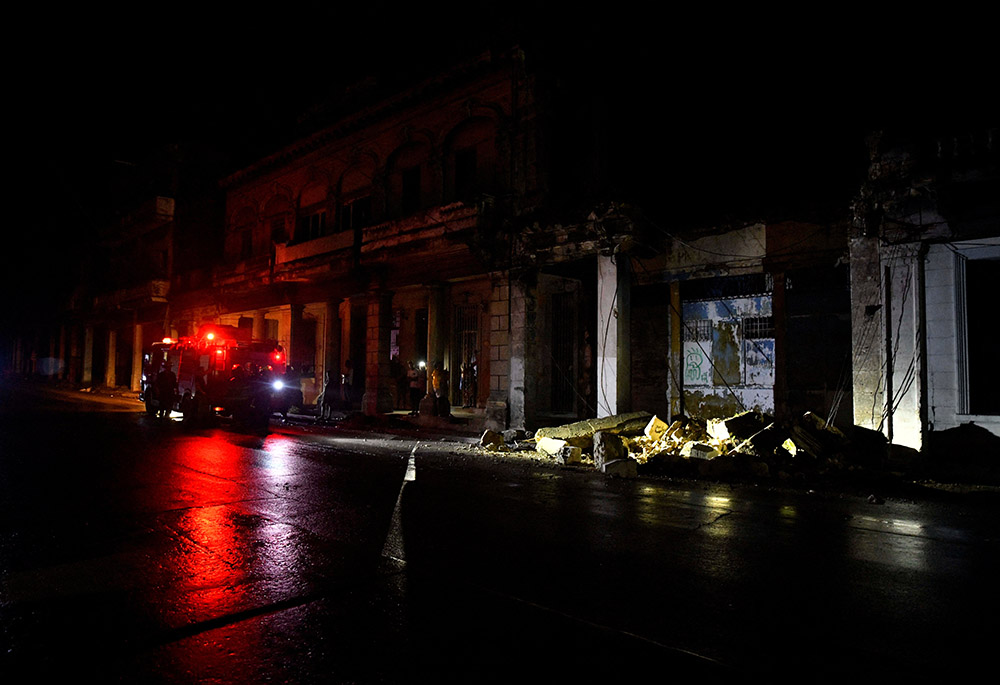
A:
[297,210,326,243]
[683,319,712,342]
[401,167,421,215]
[743,316,775,339]
[340,196,371,232]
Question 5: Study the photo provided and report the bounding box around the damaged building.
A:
[850,129,1000,453]
[4,43,997,465]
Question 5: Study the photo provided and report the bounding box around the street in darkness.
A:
[1,385,997,681]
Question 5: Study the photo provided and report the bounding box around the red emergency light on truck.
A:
[140,324,289,426]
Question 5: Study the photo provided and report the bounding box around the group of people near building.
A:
[316,356,476,421]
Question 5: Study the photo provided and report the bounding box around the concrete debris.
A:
[556,445,583,465]
[681,442,720,460]
[593,431,626,470]
[534,412,651,441]
[494,407,897,485]
[480,429,504,449]
[644,415,669,441]
[622,410,893,483]
[602,458,638,478]
[536,436,568,457]
[502,429,527,443]
[706,418,730,442]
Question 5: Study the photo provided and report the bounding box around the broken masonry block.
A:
[502,428,527,443]
[536,436,568,457]
[602,458,638,478]
[480,429,504,449]
[593,431,626,470]
[556,445,583,465]
[724,410,772,441]
[680,441,720,460]
[666,419,687,438]
[707,418,730,442]
[644,415,669,441]
[534,412,652,441]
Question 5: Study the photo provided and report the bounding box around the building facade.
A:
[850,128,1000,451]
[7,52,995,459]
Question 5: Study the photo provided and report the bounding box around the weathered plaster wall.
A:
[681,296,774,418]
[926,240,1000,438]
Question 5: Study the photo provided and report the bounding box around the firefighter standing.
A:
[156,363,177,419]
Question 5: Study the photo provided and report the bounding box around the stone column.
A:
[419,284,446,415]
[324,299,341,390]
[771,272,788,423]
[362,290,395,416]
[47,328,58,380]
[668,281,682,421]
[105,328,117,388]
[339,295,365,407]
[596,254,631,417]
[485,275,511,431]
[508,273,537,430]
[57,325,67,380]
[253,310,267,340]
[850,234,885,433]
[288,304,305,369]
[131,320,144,392]
[82,326,94,385]
[68,326,80,385]
[882,243,926,450]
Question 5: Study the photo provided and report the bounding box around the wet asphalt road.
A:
[1,384,998,681]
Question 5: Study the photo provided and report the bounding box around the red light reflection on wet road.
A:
[151,432,311,676]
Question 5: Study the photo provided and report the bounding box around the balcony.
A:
[361,202,481,253]
[213,254,273,289]
[114,197,175,238]
[275,231,354,266]
[93,279,170,311]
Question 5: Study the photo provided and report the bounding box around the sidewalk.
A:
[6,377,999,497]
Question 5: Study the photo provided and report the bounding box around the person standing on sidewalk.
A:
[407,361,421,415]
[156,362,177,419]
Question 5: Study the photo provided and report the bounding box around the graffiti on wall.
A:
[681,293,775,415]
[684,346,711,385]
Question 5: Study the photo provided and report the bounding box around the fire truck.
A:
[141,324,291,427]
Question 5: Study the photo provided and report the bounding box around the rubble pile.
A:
[479,409,891,483]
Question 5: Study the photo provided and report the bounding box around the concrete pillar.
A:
[882,243,926,450]
[339,296,366,407]
[485,275,511,431]
[48,329,58,380]
[131,320,144,392]
[668,281,682,421]
[426,284,445,390]
[771,272,788,423]
[288,304,305,369]
[69,326,80,385]
[57,325,67,380]
[419,284,446,415]
[105,328,117,388]
[508,274,537,430]
[12,332,24,376]
[596,254,631,417]
[362,290,395,416]
[82,326,94,385]
[324,300,341,388]
[850,235,885,432]
[253,310,267,340]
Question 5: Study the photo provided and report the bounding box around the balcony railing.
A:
[93,279,170,310]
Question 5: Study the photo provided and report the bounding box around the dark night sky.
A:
[6,3,994,323]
